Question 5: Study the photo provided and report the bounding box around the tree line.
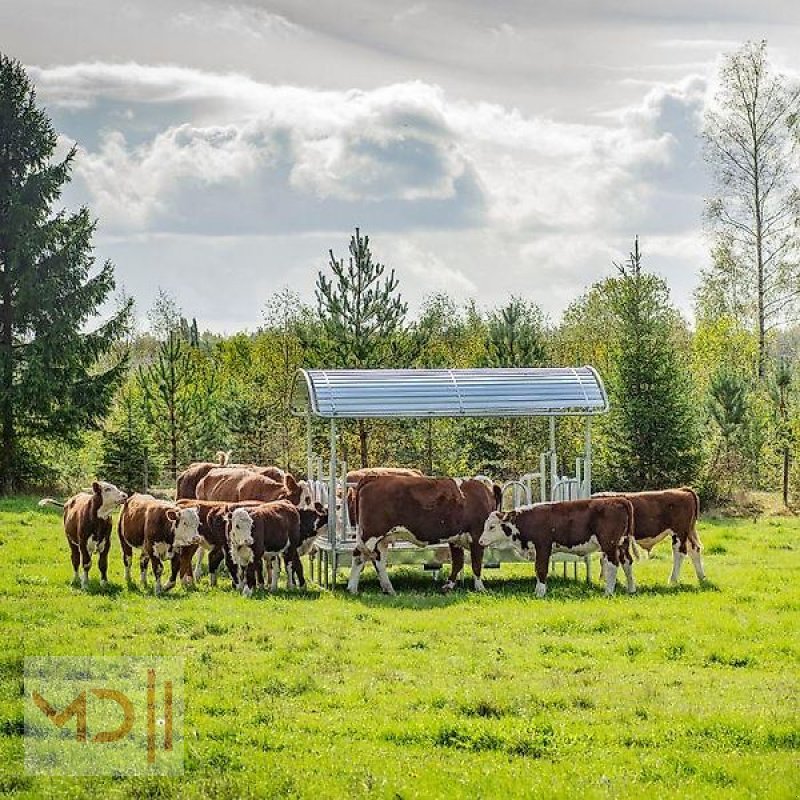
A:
[0,42,798,505]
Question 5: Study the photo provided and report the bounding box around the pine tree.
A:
[484,297,547,368]
[99,386,160,493]
[309,228,408,467]
[708,368,749,493]
[603,238,699,490]
[0,55,131,491]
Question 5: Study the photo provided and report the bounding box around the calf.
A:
[349,475,501,595]
[479,497,636,597]
[118,494,201,594]
[595,488,704,584]
[196,468,289,504]
[39,481,128,589]
[239,501,301,596]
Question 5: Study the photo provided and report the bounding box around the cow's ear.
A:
[92,481,101,495]
[285,473,298,490]
[166,509,179,523]
[314,502,325,514]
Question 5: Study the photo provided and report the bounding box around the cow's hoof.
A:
[100,579,108,588]
[473,581,487,593]
[242,587,253,598]
[440,580,456,594]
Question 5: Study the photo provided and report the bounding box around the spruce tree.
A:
[309,228,407,466]
[484,297,547,368]
[0,55,131,490]
[604,238,699,490]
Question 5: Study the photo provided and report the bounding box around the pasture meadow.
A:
[0,496,798,799]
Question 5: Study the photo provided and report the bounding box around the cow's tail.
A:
[620,497,640,561]
[680,486,700,528]
[38,498,64,509]
[216,450,231,466]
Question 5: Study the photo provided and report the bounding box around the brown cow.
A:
[175,451,230,499]
[39,481,128,589]
[348,475,501,595]
[345,467,423,525]
[594,488,705,584]
[479,497,636,597]
[118,494,201,594]
[196,468,289,504]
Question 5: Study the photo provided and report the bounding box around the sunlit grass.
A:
[0,496,798,798]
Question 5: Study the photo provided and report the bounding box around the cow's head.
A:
[297,503,327,552]
[166,506,201,551]
[93,480,128,519]
[226,507,254,549]
[296,480,314,509]
[479,510,519,549]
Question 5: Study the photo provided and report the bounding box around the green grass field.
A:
[0,496,798,799]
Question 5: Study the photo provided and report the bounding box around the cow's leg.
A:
[224,547,239,590]
[534,543,551,597]
[256,557,266,590]
[193,548,205,581]
[687,531,706,582]
[208,547,224,587]
[602,550,619,596]
[470,541,486,592]
[242,563,255,598]
[669,534,685,584]
[139,551,150,590]
[374,542,395,595]
[151,554,166,594]
[270,556,280,592]
[97,539,110,587]
[118,531,134,584]
[347,550,367,594]
[163,554,179,593]
[78,540,92,590]
[621,557,636,594]
[442,545,464,592]
[68,542,81,585]
[290,551,306,588]
[179,545,195,586]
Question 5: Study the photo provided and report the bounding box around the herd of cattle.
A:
[39,454,706,598]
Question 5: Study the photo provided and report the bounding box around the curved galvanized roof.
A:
[292,367,608,419]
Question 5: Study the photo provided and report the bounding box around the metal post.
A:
[539,452,547,502]
[549,417,557,493]
[583,416,592,497]
[328,419,337,549]
[306,408,313,483]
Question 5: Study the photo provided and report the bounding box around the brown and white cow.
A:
[594,487,705,584]
[479,497,636,597]
[117,494,201,594]
[348,475,501,595]
[196,468,289,504]
[345,467,424,525]
[173,499,260,585]
[39,481,128,589]
[234,500,301,596]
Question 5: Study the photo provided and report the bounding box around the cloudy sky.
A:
[4,1,800,332]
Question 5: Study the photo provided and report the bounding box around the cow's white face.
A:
[297,480,313,509]
[94,481,128,519]
[479,511,517,548]
[228,508,254,549]
[173,507,201,549]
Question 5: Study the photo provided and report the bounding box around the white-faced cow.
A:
[348,475,501,595]
[479,496,636,597]
[117,494,201,594]
[594,487,705,584]
[39,481,128,589]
